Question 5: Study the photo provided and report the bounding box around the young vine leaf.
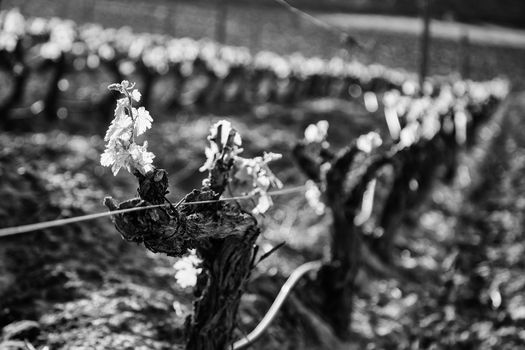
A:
[200,120,283,214]
[100,81,155,176]
[173,250,202,289]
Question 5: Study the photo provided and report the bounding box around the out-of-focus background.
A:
[1,0,525,349]
[3,0,525,84]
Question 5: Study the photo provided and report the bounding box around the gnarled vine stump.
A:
[104,167,259,350]
[293,141,390,339]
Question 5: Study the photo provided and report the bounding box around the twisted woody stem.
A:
[104,160,260,350]
[187,160,260,350]
[293,141,390,339]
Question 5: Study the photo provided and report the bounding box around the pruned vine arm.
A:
[104,168,257,258]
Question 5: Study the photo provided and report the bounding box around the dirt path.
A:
[318,14,525,49]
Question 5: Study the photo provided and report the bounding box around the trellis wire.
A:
[270,0,360,47]
[0,185,306,238]
[0,180,318,348]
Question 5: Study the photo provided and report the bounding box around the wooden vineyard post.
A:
[459,29,471,80]
[419,0,432,94]
[215,0,228,44]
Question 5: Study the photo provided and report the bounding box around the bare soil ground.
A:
[1,88,524,348]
